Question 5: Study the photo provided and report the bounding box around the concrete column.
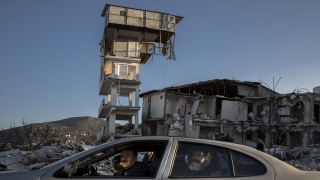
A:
[302,99,311,123]
[105,117,110,134]
[134,113,139,129]
[108,113,116,134]
[265,131,271,149]
[136,64,140,81]
[129,92,132,107]
[135,87,139,107]
[286,130,291,148]
[269,100,276,124]
[302,130,309,148]
[110,86,117,105]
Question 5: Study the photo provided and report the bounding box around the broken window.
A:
[292,102,304,122]
[120,11,126,16]
[313,131,320,144]
[246,131,252,140]
[118,65,128,79]
[215,98,222,119]
[314,104,320,123]
[247,103,253,121]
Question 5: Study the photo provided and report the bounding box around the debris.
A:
[0,140,97,172]
[267,144,320,171]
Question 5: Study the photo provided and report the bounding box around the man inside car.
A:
[113,148,151,177]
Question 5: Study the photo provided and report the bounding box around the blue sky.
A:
[0,0,319,129]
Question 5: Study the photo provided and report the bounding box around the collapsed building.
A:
[140,80,320,148]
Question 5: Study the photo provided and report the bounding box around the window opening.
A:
[170,142,232,177]
[231,150,266,176]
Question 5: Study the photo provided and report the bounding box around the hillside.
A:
[48,116,105,131]
[0,116,106,146]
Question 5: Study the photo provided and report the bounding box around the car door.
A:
[40,137,174,180]
[162,138,275,180]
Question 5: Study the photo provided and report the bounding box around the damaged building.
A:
[96,4,183,142]
[140,80,320,148]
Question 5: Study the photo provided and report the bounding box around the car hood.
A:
[0,169,47,180]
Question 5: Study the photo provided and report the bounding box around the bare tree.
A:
[0,118,59,151]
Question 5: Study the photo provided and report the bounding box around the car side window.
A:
[170,142,232,177]
[53,141,167,178]
[231,150,266,176]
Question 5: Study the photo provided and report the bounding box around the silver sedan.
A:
[0,136,319,180]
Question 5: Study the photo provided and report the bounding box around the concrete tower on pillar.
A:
[97,4,183,135]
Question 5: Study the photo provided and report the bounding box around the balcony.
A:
[98,99,140,118]
[99,74,141,95]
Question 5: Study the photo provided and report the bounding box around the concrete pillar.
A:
[270,101,275,124]
[105,117,110,134]
[271,132,274,147]
[265,131,271,148]
[302,130,309,148]
[185,115,193,138]
[110,86,117,105]
[134,113,139,129]
[129,92,132,107]
[136,64,140,81]
[135,87,139,107]
[108,113,116,134]
[302,98,311,123]
[286,130,291,148]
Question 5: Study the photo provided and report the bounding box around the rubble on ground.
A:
[1,139,319,172]
[0,140,96,171]
[267,144,320,171]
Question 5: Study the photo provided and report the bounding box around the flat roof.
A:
[101,4,184,24]
[140,78,276,97]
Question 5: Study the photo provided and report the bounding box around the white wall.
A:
[165,94,181,116]
[206,97,216,119]
[221,100,247,121]
[149,92,166,119]
[197,102,206,115]
[142,97,149,119]
[141,92,165,119]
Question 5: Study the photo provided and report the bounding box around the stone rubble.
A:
[0,141,95,171]
[266,144,320,171]
[1,141,319,172]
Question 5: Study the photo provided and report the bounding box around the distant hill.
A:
[47,116,106,140]
[48,116,105,130]
[0,116,106,146]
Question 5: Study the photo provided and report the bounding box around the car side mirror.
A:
[63,161,78,177]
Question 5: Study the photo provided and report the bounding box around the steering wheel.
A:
[88,164,99,176]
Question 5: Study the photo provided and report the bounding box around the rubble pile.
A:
[0,141,95,171]
[268,144,320,171]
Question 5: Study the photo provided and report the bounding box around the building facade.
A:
[140,79,320,148]
[97,4,183,140]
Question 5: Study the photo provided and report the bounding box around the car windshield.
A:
[40,141,114,170]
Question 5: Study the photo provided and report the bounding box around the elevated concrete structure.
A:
[98,4,183,135]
